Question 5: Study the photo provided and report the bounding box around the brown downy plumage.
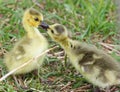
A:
[4,8,48,75]
[41,23,120,89]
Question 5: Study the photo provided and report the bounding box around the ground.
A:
[0,0,120,92]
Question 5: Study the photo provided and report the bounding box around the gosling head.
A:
[44,24,69,42]
[22,8,48,28]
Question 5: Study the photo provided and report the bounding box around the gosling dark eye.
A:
[34,17,39,21]
[51,30,54,34]
[70,43,73,48]
[70,44,73,48]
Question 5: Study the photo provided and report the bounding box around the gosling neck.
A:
[58,37,71,50]
[22,20,41,39]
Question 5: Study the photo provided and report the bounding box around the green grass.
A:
[0,0,119,91]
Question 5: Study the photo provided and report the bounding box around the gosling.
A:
[41,23,120,90]
[4,8,48,75]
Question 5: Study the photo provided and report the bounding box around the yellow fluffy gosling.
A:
[4,8,48,75]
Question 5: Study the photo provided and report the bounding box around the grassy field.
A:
[0,0,120,92]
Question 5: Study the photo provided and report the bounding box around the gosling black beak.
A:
[40,21,49,30]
